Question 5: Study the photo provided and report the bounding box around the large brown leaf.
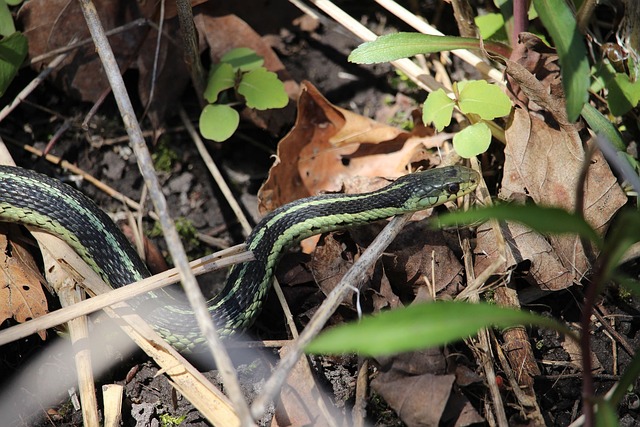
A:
[475,34,627,291]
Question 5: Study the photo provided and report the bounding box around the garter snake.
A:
[0,165,479,352]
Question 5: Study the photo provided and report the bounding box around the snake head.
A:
[402,165,480,210]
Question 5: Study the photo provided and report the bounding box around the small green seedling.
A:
[199,47,288,142]
[423,80,511,158]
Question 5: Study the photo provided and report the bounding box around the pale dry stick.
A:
[0,245,251,347]
[179,108,300,337]
[459,163,508,426]
[352,359,369,427]
[56,275,100,426]
[0,51,69,123]
[375,0,504,83]
[76,3,253,423]
[102,384,124,427]
[250,213,413,419]
[31,230,241,427]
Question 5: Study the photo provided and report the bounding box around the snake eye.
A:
[447,183,460,194]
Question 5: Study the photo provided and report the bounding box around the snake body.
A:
[0,165,479,352]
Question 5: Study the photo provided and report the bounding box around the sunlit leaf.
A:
[458,80,512,119]
[422,88,455,131]
[350,33,483,64]
[199,104,239,142]
[475,13,508,41]
[203,63,235,103]
[453,122,492,158]
[220,47,263,72]
[306,301,576,356]
[0,0,15,37]
[237,68,288,110]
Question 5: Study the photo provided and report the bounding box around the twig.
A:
[76,2,254,423]
[0,50,70,123]
[175,0,205,105]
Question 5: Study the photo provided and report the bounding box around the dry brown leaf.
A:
[372,371,454,426]
[0,225,48,339]
[476,34,627,291]
[19,0,152,102]
[372,350,483,426]
[258,83,450,213]
[272,345,338,427]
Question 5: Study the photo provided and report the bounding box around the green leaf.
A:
[600,210,640,285]
[0,32,27,97]
[306,301,576,356]
[533,0,590,122]
[458,80,512,119]
[199,104,239,142]
[594,398,619,426]
[475,13,508,41]
[350,33,487,64]
[437,204,603,248]
[0,0,15,37]
[580,103,626,151]
[203,63,235,103]
[453,122,492,158]
[606,73,640,116]
[237,68,288,110]
[220,47,263,72]
[422,89,455,131]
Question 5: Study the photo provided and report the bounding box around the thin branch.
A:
[76,2,252,422]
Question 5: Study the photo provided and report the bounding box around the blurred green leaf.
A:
[0,32,27,97]
[600,210,640,285]
[458,80,511,119]
[581,103,626,152]
[422,89,455,131]
[199,104,239,142]
[437,204,602,248]
[220,47,263,72]
[594,398,619,427]
[453,122,492,158]
[203,63,235,103]
[237,68,288,110]
[306,301,576,356]
[533,0,589,122]
[0,0,15,37]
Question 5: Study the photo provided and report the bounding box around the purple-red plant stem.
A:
[512,0,528,47]
[580,254,609,427]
